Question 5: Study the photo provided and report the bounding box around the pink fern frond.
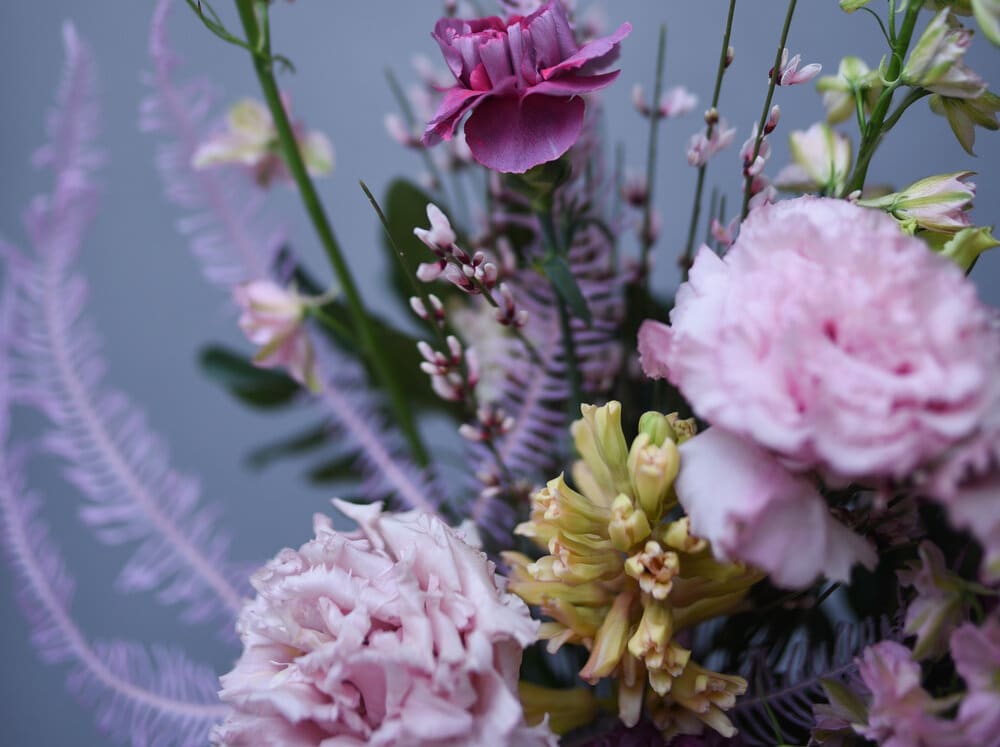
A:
[312,338,445,515]
[6,22,246,629]
[140,0,280,286]
[0,273,227,746]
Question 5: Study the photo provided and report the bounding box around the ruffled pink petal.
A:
[423,86,491,145]
[676,428,876,588]
[464,93,585,173]
[637,319,673,381]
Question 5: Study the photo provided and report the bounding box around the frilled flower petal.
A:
[213,503,553,746]
[464,93,585,173]
[676,428,876,588]
[423,86,493,145]
[540,21,632,78]
[639,197,1000,484]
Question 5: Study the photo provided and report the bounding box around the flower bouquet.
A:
[3,0,1000,745]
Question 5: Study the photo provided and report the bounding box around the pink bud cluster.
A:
[409,293,446,328]
[740,106,781,212]
[459,404,515,443]
[686,118,736,168]
[418,336,480,402]
[414,204,528,329]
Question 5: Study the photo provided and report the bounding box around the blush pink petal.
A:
[676,427,876,588]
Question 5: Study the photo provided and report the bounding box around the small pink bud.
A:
[658,86,697,119]
[725,45,735,68]
[413,203,456,250]
[764,105,781,135]
[632,83,651,117]
[409,296,428,319]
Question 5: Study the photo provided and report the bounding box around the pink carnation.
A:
[423,0,630,173]
[676,427,875,588]
[639,196,999,483]
[212,501,554,746]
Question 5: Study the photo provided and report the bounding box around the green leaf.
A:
[199,345,299,408]
[246,421,331,468]
[540,253,592,325]
[307,452,363,483]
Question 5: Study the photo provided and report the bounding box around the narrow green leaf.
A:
[540,253,592,325]
[246,421,331,468]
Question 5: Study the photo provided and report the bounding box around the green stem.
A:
[638,24,667,289]
[842,0,922,195]
[537,210,583,415]
[680,0,737,277]
[740,0,799,220]
[233,0,429,465]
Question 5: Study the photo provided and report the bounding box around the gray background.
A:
[1,1,998,744]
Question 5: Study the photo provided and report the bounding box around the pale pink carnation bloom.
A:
[638,197,1000,483]
[926,384,1000,582]
[233,280,319,392]
[854,641,956,747]
[675,427,875,588]
[950,617,1000,746]
[212,501,555,747]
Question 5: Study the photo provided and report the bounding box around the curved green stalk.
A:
[232,0,429,465]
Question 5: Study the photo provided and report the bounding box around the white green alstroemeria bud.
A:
[857,171,975,233]
[930,89,1000,153]
[816,56,880,124]
[903,10,986,99]
[773,123,853,195]
[192,97,334,187]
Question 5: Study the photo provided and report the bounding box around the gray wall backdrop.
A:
[1,2,998,744]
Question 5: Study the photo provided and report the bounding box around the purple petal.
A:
[529,70,620,97]
[423,87,490,145]
[542,22,632,79]
[520,1,578,69]
[463,93,584,173]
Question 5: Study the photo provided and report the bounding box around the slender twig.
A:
[360,181,517,487]
[842,0,923,195]
[740,0,800,220]
[232,0,429,465]
[638,24,667,290]
[679,0,737,277]
[882,87,930,133]
[384,68,449,204]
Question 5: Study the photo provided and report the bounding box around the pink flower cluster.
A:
[212,502,554,746]
[640,197,1000,587]
[423,0,630,173]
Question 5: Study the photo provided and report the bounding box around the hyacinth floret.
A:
[503,402,760,740]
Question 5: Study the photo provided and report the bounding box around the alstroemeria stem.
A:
[740,0,799,220]
[638,24,667,290]
[842,1,923,196]
[680,0,737,277]
[233,0,429,466]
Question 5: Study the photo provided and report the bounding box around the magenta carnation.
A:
[212,501,554,746]
[639,196,999,483]
[423,0,630,173]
